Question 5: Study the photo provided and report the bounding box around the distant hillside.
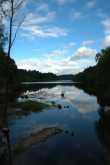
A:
[18,69,59,82]
[18,69,74,82]
[58,74,73,80]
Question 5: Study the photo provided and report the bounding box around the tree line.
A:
[18,69,59,82]
[73,47,110,85]
[73,47,110,104]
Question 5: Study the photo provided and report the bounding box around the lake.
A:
[9,82,110,165]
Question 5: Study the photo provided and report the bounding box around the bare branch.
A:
[14,0,25,11]
[10,15,25,47]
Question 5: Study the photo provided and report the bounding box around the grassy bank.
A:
[0,100,49,127]
[15,100,50,115]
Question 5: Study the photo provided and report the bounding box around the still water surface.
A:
[9,83,109,165]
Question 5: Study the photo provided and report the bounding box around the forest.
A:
[73,47,110,105]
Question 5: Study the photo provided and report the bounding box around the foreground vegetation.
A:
[16,100,49,114]
[0,42,20,104]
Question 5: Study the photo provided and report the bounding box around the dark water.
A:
[9,83,110,165]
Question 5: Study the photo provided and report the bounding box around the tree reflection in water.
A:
[74,82,110,164]
[96,105,110,164]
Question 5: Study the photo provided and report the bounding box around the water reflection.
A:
[74,82,110,164]
[96,106,110,164]
[8,82,110,165]
[74,83,110,107]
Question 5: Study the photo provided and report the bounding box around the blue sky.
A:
[10,0,110,75]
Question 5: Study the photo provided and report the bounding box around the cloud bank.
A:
[17,46,97,75]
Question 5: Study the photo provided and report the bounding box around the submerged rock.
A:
[58,104,62,109]
[14,127,63,154]
[65,130,69,134]
[71,132,74,136]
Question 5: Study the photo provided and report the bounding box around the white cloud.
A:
[71,46,97,60]
[81,40,95,46]
[68,42,76,47]
[17,46,97,75]
[72,12,82,20]
[20,9,68,38]
[17,56,80,75]
[37,3,49,12]
[56,0,74,5]
[101,18,110,48]
[87,0,96,8]
[21,25,68,38]
[97,9,106,19]
[64,42,76,49]
[23,12,56,25]
[46,49,67,58]
[102,18,110,34]
[21,4,68,39]
[32,48,41,52]
[102,35,110,48]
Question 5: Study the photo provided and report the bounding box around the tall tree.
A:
[0,1,28,164]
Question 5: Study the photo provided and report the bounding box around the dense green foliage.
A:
[18,69,59,82]
[73,47,110,105]
[0,49,20,103]
[0,27,20,103]
[73,47,110,85]
[18,70,74,82]
[58,74,73,80]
